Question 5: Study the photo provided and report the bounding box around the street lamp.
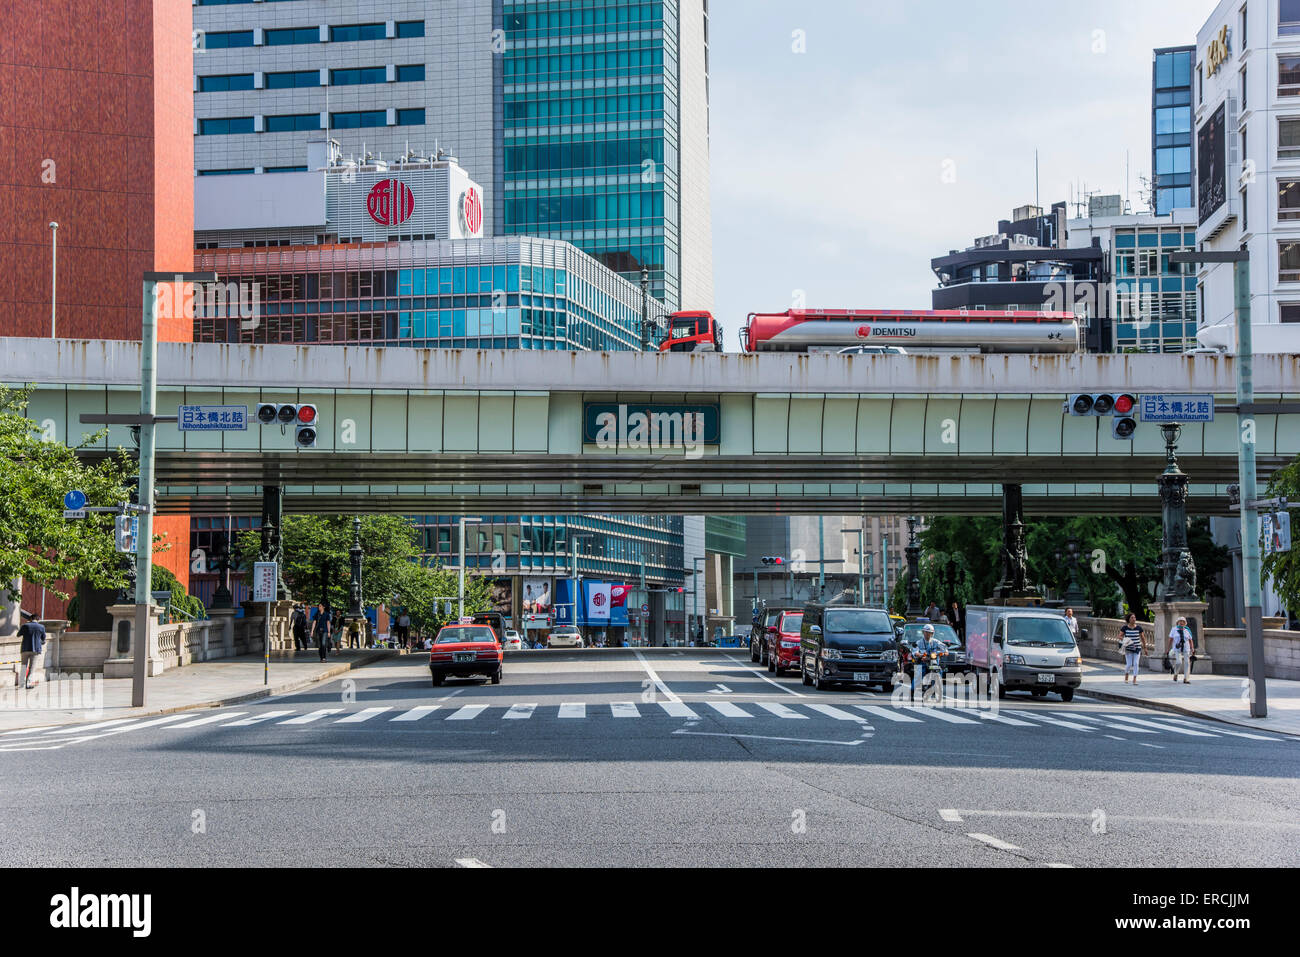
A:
[458,517,483,619]
[48,222,58,338]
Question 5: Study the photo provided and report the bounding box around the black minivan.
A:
[800,604,901,692]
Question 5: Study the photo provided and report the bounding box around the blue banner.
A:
[554,578,577,626]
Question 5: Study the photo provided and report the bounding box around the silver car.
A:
[547,629,585,649]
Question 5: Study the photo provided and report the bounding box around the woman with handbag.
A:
[1120,612,1144,684]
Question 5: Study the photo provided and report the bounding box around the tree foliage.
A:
[0,387,137,603]
[1263,455,1300,616]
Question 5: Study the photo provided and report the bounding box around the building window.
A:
[1283,0,1300,35]
[1280,56,1300,96]
[331,110,386,129]
[265,70,320,89]
[396,64,426,82]
[330,66,387,85]
[198,117,255,135]
[1241,64,1248,110]
[1280,181,1300,219]
[198,73,255,92]
[265,26,319,46]
[396,20,425,38]
[200,30,254,49]
[396,108,425,126]
[1281,303,1300,322]
[198,168,254,175]
[1281,118,1300,158]
[1242,185,1248,231]
[1280,241,1300,281]
[265,113,321,132]
[265,166,308,173]
[330,23,385,42]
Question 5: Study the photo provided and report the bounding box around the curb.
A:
[1080,685,1300,739]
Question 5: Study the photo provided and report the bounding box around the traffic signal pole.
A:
[132,279,158,708]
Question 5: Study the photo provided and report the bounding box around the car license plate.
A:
[1036,674,1056,684]
[453,652,475,663]
[853,672,873,682]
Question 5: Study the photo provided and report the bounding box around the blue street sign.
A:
[63,489,87,510]
[178,405,249,432]
[1139,394,1215,423]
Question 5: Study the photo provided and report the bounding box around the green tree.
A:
[1263,455,1300,617]
[0,386,136,603]
[391,559,493,635]
[150,563,206,621]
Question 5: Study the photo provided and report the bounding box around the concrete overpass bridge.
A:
[5,337,1297,516]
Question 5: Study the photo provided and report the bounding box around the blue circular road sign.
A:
[64,490,87,510]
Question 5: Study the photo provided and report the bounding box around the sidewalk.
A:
[1080,657,1300,738]
[0,649,398,733]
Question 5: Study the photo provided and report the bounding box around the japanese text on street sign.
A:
[178,405,249,432]
[1263,512,1292,555]
[1139,395,1215,423]
[252,562,278,602]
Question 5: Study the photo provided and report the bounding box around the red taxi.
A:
[765,610,804,677]
[429,623,503,687]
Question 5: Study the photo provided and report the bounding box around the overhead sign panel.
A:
[1139,395,1215,423]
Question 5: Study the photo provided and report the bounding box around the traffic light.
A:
[1111,393,1138,440]
[1067,393,1117,416]
[1067,393,1139,439]
[760,556,785,566]
[295,404,317,449]
[256,403,319,449]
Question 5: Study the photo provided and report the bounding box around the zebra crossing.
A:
[0,699,1292,751]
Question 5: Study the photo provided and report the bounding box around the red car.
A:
[429,624,503,686]
[766,611,804,677]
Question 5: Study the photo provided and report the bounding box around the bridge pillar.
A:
[904,516,922,617]
[259,485,291,600]
[991,484,1038,603]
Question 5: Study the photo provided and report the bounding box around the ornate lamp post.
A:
[1157,424,1197,602]
[992,484,1034,602]
[210,530,234,610]
[346,516,365,620]
[1063,536,1089,608]
[904,516,922,617]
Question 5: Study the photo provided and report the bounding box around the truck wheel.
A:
[814,663,830,692]
[801,662,812,686]
[751,640,759,663]
[1059,687,1075,702]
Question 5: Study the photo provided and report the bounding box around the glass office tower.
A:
[1153,46,1196,215]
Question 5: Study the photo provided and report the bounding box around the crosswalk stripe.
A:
[336,707,392,724]
[610,701,639,718]
[757,702,808,719]
[902,707,980,725]
[280,709,343,725]
[976,712,1037,727]
[46,718,139,735]
[1153,716,1282,741]
[75,714,193,739]
[2,726,60,736]
[1096,714,1219,737]
[391,706,439,722]
[222,710,295,727]
[855,705,924,723]
[1005,711,1094,732]
[706,701,750,718]
[1054,713,1158,734]
[659,702,699,718]
[169,712,249,729]
[503,703,537,719]
[805,703,867,722]
[557,702,586,719]
[447,705,487,721]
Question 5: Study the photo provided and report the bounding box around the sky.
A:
[707,0,1217,349]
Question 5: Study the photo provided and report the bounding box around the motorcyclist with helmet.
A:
[910,622,947,702]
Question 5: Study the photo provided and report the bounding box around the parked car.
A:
[751,605,800,666]
[901,622,969,674]
[502,629,524,650]
[547,629,584,649]
[964,605,1082,701]
[800,604,900,692]
[429,623,502,686]
[766,610,804,676]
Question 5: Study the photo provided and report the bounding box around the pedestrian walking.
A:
[398,611,411,650]
[1169,616,1195,684]
[1064,608,1079,641]
[291,604,309,652]
[925,601,942,622]
[948,601,964,640]
[18,615,46,689]
[1120,613,1143,684]
[312,605,331,662]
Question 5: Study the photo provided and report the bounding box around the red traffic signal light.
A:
[1113,393,1136,415]
[296,404,317,424]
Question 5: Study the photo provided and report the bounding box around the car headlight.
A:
[821,648,841,660]
[881,649,898,662]
[1065,656,1081,667]
[1005,654,1026,665]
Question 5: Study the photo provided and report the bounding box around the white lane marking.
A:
[720,653,806,697]
[805,703,868,722]
[503,703,537,720]
[1097,714,1218,737]
[673,730,865,746]
[707,684,733,694]
[336,707,393,724]
[968,833,1022,852]
[455,858,491,868]
[1104,734,1127,741]
[659,701,699,718]
[222,710,296,727]
[169,712,250,729]
[557,702,586,719]
[706,701,751,718]
[610,701,640,718]
[976,711,1036,727]
[1005,710,1094,732]
[46,718,138,735]
[447,705,487,721]
[1056,712,1158,734]
[855,705,923,724]
[939,809,964,823]
[904,707,980,725]
[1,726,61,736]
[72,714,194,740]
[633,650,681,703]
[1138,742,1165,749]
[280,709,343,725]
[0,741,69,752]
[757,702,808,719]
[391,706,439,722]
[437,688,466,701]
[1045,862,1074,868]
[1148,716,1283,741]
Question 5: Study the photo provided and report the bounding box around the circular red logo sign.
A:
[460,187,482,235]
[367,179,415,227]
[593,592,607,607]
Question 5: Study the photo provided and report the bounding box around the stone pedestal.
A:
[1149,601,1209,673]
[208,607,237,659]
[102,603,166,679]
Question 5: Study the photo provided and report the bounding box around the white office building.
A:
[1194,0,1300,352]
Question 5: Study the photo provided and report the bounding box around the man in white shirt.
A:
[1064,608,1079,640]
[1168,616,1195,684]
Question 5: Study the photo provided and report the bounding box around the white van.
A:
[964,606,1083,702]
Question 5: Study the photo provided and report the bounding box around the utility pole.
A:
[49,222,58,337]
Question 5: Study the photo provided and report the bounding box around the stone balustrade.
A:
[1078,614,1300,680]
